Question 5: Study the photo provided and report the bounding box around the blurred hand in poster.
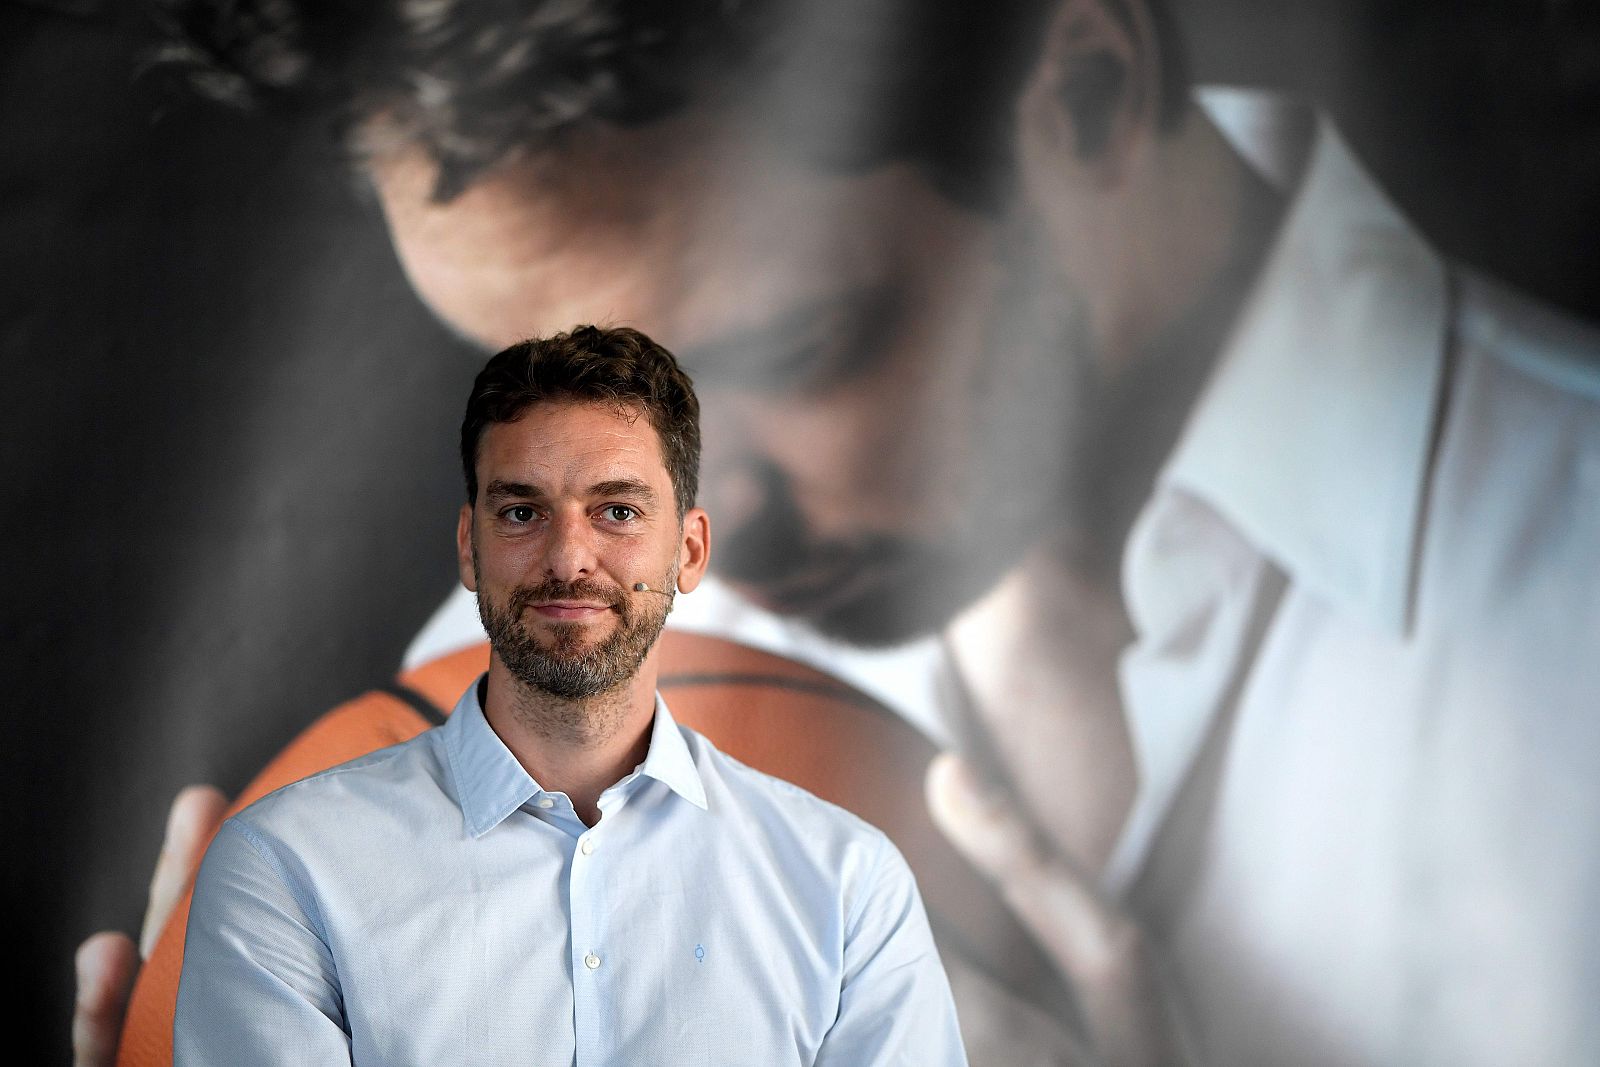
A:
[928,754,1193,1067]
[72,786,227,1067]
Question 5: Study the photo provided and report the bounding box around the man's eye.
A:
[603,505,637,522]
[505,505,536,523]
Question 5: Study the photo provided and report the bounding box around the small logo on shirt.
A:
[694,943,705,964]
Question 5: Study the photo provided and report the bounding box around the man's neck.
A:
[481,659,659,826]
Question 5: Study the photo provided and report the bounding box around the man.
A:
[173,324,967,1064]
[81,1,1600,1065]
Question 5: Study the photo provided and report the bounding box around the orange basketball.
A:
[117,632,1060,1065]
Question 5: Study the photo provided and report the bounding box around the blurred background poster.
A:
[5,0,1599,1062]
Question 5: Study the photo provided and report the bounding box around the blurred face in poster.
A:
[368,75,1082,647]
[159,0,1196,648]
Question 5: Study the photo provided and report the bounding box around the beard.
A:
[476,571,673,703]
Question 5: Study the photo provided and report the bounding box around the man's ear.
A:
[1022,0,1163,182]
[456,503,478,592]
[674,507,711,594]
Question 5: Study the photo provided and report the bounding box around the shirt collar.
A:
[443,679,708,838]
[634,692,709,812]
[1161,95,1449,635]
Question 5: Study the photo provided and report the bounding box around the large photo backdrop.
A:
[5,0,1599,1062]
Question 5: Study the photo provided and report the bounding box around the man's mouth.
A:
[526,601,614,621]
[509,581,627,624]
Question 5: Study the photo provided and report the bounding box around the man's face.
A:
[458,400,708,700]
[391,118,1071,644]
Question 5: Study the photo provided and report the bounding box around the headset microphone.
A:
[632,582,673,596]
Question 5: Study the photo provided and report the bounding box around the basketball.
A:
[117,631,1058,1066]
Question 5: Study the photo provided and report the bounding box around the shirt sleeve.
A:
[814,833,969,1067]
[174,817,353,1066]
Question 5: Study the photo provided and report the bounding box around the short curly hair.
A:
[153,0,1059,207]
[461,324,700,517]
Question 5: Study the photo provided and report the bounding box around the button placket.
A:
[569,828,607,1063]
[575,836,599,973]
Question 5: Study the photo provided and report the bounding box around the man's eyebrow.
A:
[590,478,658,504]
[678,285,894,389]
[483,479,544,501]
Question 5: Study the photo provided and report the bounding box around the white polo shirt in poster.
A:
[1113,99,1600,1067]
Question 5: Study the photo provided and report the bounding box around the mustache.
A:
[720,528,910,588]
[508,578,628,615]
[706,460,887,587]
[712,472,948,598]
[706,464,1032,644]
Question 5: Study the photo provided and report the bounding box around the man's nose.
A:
[542,511,599,581]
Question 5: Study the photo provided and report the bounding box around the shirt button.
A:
[580,837,595,856]
[536,797,554,809]
[584,952,601,970]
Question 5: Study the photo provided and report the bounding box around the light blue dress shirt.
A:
[175,681,966,1065]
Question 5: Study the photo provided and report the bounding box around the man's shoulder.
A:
[1458,272,1600,410]
[228,728,451,847]
[1412,270,1600,641]
[678,723,896,857]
